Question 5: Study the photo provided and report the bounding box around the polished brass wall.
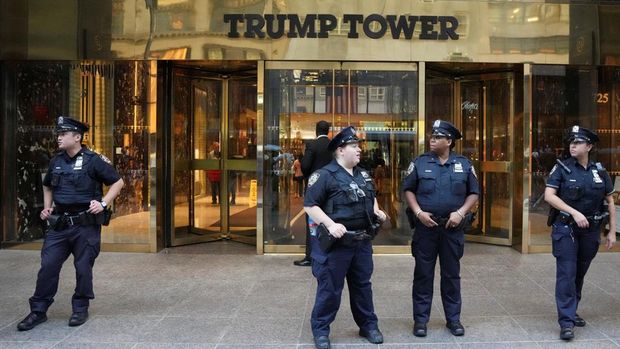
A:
[1,1,619,65]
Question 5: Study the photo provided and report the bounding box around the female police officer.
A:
[544,125,616,340]
[403,120,479,338]
[304,126,387,349]
[17,116,124,331]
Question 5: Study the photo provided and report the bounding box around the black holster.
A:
[317,223,337,253]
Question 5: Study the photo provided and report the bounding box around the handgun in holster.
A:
[46,213,65,231]
[547,207,559,227]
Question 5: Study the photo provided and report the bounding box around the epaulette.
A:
[595,162,606,172]
[555,159,572,174]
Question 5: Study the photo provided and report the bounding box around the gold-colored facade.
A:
[1,1,620,254]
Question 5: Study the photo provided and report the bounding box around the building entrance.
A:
[426,63,523,247]
[167,62,258,247]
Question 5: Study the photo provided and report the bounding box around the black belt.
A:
[62,211,96,226]
[432,216,450,226]
[344,230,373,241]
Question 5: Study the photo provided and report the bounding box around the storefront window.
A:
[2,61,155,249]
[263,65,418,250]
[529,65,620,248]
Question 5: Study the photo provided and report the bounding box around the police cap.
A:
[567,125,599,144]
[56,116,89,134]
[328,126,361,152]
[431,119,461,140]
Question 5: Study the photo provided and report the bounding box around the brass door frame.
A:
[458,73,515,246]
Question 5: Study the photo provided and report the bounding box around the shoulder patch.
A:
[406,162,415,176]
[99,154,112,165]
[595,162,606,171]
[308,172,320,187]
[549,164,557,176]
[470,165,477,179]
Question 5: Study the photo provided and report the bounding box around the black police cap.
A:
[567,125,599,144]
[328,126,361,152]
[56,116,89,134]
[431,120,461,140]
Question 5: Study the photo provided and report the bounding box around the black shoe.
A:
[575,314,586,327]
[359,328,384,344]
[293,258,311,267]
[446,321,465,336]
[16,312,47,331]
[68,311,88,327]
[413,322,427,337]
[313,335,331,349]
[560,327,574,340]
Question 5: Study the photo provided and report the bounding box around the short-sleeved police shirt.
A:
[546,157,614,216]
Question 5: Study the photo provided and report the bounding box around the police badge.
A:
[308,172,320,187]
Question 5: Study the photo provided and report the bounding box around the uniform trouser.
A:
[29,224,102,313]
[310,239,378,337]
[551,223,600,328]
[411,224,465,324]
[303,214,312,259]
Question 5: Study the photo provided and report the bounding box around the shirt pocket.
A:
[450,173,468,195]
[418,172,437,194]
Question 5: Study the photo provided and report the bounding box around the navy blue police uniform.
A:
[402,121,479,326]
[304,127,381,345]
[546,126,614,330]
[29,117,121,315]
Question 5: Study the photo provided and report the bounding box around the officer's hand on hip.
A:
[418,212,438,228]
[327,223,347,238]
[447,212,463,229]
[606,233,616,250]
[87,200,104,214]
[374,209,387,222]
[40,208,53,220]
[571,211,589,229]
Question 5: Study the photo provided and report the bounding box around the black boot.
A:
[446,321,465,336]
[413,322,428,337]
[68,311,89,327]
[313,335,330,349]
[560,327,574,340]
[17,312,47,331]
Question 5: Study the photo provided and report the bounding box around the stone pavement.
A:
[2,242,620,348]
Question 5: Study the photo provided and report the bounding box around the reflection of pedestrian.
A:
[292,156,303,197]
[544,126,616,341]
[229,170,237,205]
[304,126,386,348]
[294,120,332,267]
[207,142,221,204]
[17,117,125,331]
[403,120,479,338]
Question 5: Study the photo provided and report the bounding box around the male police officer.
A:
[17,116,124,331]
[304,126,386,349]
[544,126,616,340]
[295,120,331,267]
[403,120,479,337]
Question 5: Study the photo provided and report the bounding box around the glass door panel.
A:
[225,76,257,245]
[461,75,514,244]
[263,62,419,250]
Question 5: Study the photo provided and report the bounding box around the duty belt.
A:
[432,216,450,227]
[555,212,609,226]
[344,230,373,241]
[62,211,97,226]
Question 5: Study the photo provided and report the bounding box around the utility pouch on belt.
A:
[97,209,112,226]
[461,211,476,230]
[557,211,572,224]
[317,223,337,253]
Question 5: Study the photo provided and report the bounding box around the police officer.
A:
[403,120,479,337]
[544,125,616,340]
[17,116,124,331]
[304,126,386,349]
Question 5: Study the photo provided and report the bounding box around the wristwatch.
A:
[100,200,107,209]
